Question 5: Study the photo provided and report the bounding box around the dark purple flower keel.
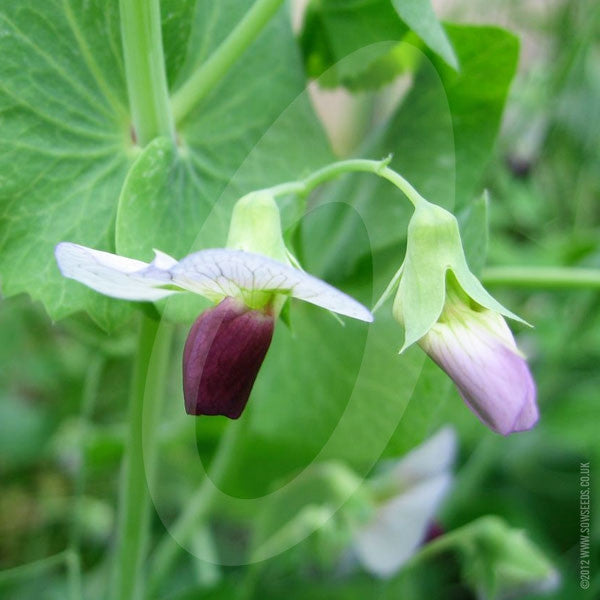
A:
[183,297,274,418]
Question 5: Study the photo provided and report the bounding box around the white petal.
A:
[389,427,457,486]
[354,473,452,577]
[151,249,178,270]
[170,249,373,322]
[55,242,178,302]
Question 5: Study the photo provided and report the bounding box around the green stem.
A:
[172,0,285,124]
[65,551,82,600]
[120,0,174,145]
[148,419,246,595]
[403,516,496,570]
[482,266,600,289]
[238,561,264,600]
[70,356,104,547]
[269,157,428,208]
[0,551,72,585]
[112,315,173,600]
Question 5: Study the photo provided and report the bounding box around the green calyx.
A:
[226,190,290,263]
[225,190,291,312]
[387,201,527,351]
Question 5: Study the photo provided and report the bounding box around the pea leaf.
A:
[300,0,409,90]
[300,0,456,90]
[458,191,490,275]
[0,0,132,329]
[391,0,458,70]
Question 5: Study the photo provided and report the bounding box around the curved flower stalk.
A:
[55,192,372,418]
[378,201,539,435]
[353,427,456,577]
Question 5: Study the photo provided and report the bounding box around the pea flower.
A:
[55,192,372,418]
[380,201,538,435]
[353,427,456,577]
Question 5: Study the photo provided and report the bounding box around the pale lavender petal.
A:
[55,242,178,302]
[422,317,538,435]
[170,249,373,322]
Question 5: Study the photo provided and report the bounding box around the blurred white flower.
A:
[353,427,456,577]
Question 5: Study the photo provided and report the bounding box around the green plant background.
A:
[0,0,598,599]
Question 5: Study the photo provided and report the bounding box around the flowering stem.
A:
[482,266,600,289]
[148,418,246,595]
[172,0,285,124]
[269,157,428,208]
[112,315,173,600]
[67,355,104,600]
[404,516,498,568]
[120,0,174,146]
[0,551,78,586]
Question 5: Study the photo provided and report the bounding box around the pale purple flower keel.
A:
[421,307,538,435]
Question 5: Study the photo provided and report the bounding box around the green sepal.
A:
[226,191,289,264]
[393,201,527,351]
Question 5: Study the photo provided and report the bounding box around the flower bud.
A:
[182,297,274,418]
[459,517,559,599]
[387,201,538,435]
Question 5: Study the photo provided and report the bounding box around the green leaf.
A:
[0,0,333,328]
[442,25,519,210]
[0,0,133,329]
[300,0,409,90]
[160,0,197,88]
[300,0,456,90]
[115,136,209,260]
[458,191,489,275]
[0,395,48,468]
[251,462,368,563]
[391,0,458,70]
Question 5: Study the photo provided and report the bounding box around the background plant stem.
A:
[111,315,173,600]
[172,0,284,124]
[120,0,174,145]
[148,418,246,595]
[482,266,600,289]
